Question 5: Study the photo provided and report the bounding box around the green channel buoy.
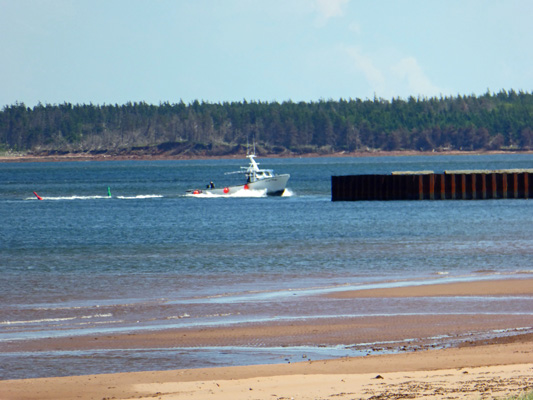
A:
[107,187,112,198]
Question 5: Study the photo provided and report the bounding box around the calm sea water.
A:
[1,154,532,379]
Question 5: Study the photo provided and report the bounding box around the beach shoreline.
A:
[1,277,532,399]
[1,338,532,399]
[1,149,531,163]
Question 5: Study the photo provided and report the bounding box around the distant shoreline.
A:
[1,149,531,163]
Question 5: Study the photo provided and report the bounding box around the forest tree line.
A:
[1,89,532,156]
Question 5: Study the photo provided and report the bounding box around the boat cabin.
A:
[247,169,274,182]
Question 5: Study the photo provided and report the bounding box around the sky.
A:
[1,0,532,108]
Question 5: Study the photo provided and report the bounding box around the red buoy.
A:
[33,191,43,200]
[244,184,249,190]
[223,187,229,194]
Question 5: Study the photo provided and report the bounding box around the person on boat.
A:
[207,181,215,189]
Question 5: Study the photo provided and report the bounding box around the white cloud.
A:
[390,57,442,97]
[342,45,386,94]
[314,0,349,25]
[348,22,361,34]
[339,45,446,99]
[315,0,348,19]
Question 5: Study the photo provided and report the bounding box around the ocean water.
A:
[1,153,532,379]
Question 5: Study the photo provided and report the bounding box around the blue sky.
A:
[1,0,532,108]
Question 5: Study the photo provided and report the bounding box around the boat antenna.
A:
[246,136,256,156]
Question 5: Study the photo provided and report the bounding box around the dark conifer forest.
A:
[1,89,532,157]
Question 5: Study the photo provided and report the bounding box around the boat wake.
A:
[26,194,163,201]
[281,188,294,197]
[186,188,268,198]
[27,195,111,201]
[115,195,163,199]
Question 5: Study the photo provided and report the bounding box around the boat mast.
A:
[245,137,259,182]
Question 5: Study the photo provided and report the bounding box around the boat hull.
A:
[247,174,290,196]
[192,174,290,196]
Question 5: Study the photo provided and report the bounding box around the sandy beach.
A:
[1,278,532,399]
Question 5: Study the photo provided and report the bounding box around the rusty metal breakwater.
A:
[331,170,533,201]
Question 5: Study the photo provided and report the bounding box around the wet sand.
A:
[327,277,533,298]
[3,313,532,354]
[1,339,532,400]
[1,278,532,399]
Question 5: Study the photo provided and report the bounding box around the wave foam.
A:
[282,188,294,197]
[116,195,163,199]
[1,313,113,326]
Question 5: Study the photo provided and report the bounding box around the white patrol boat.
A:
[188,152,290,196]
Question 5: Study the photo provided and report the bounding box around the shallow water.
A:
[1,154,532,378]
